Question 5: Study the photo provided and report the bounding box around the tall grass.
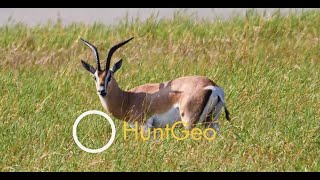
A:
[0,10,319,171]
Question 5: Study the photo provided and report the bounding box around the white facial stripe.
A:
[94,71,105,92]
[94,71,99,81]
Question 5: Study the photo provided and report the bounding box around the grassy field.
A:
[0,10,319,171]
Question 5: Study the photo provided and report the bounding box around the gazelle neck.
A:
[98,76,128,119]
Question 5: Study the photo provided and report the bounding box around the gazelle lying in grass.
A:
[80,37,230,134]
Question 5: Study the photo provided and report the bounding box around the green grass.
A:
[0,10,319,171]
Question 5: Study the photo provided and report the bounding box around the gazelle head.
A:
[80,37,134,97]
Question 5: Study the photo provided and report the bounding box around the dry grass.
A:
[0,10,319,171]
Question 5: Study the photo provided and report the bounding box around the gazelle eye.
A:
[93,76,97,81]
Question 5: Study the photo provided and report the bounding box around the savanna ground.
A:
[0,10,319,171]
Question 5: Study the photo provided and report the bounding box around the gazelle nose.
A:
[98,90,106,96]
[98,86,106,96]
[99,90,107,96]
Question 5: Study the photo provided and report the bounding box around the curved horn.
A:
[105,37,134,71]
[80,38,101,71]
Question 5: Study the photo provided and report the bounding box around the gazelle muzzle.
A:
[98,85,106,96]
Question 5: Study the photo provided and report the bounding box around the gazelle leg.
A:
[205,121,220,136]
[204,101,223,136]
[141,117,154,138]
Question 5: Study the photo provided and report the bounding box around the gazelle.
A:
[80,37,230,133]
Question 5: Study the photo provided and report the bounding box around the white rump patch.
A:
[198,86,225,123]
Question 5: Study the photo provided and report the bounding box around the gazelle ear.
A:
[81,60,96,74]
[111,59,123,73]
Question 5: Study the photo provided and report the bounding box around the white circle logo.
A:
[72,110,116,153]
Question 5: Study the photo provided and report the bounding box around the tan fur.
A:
[80,37,226,130]
[99,73,217,129]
